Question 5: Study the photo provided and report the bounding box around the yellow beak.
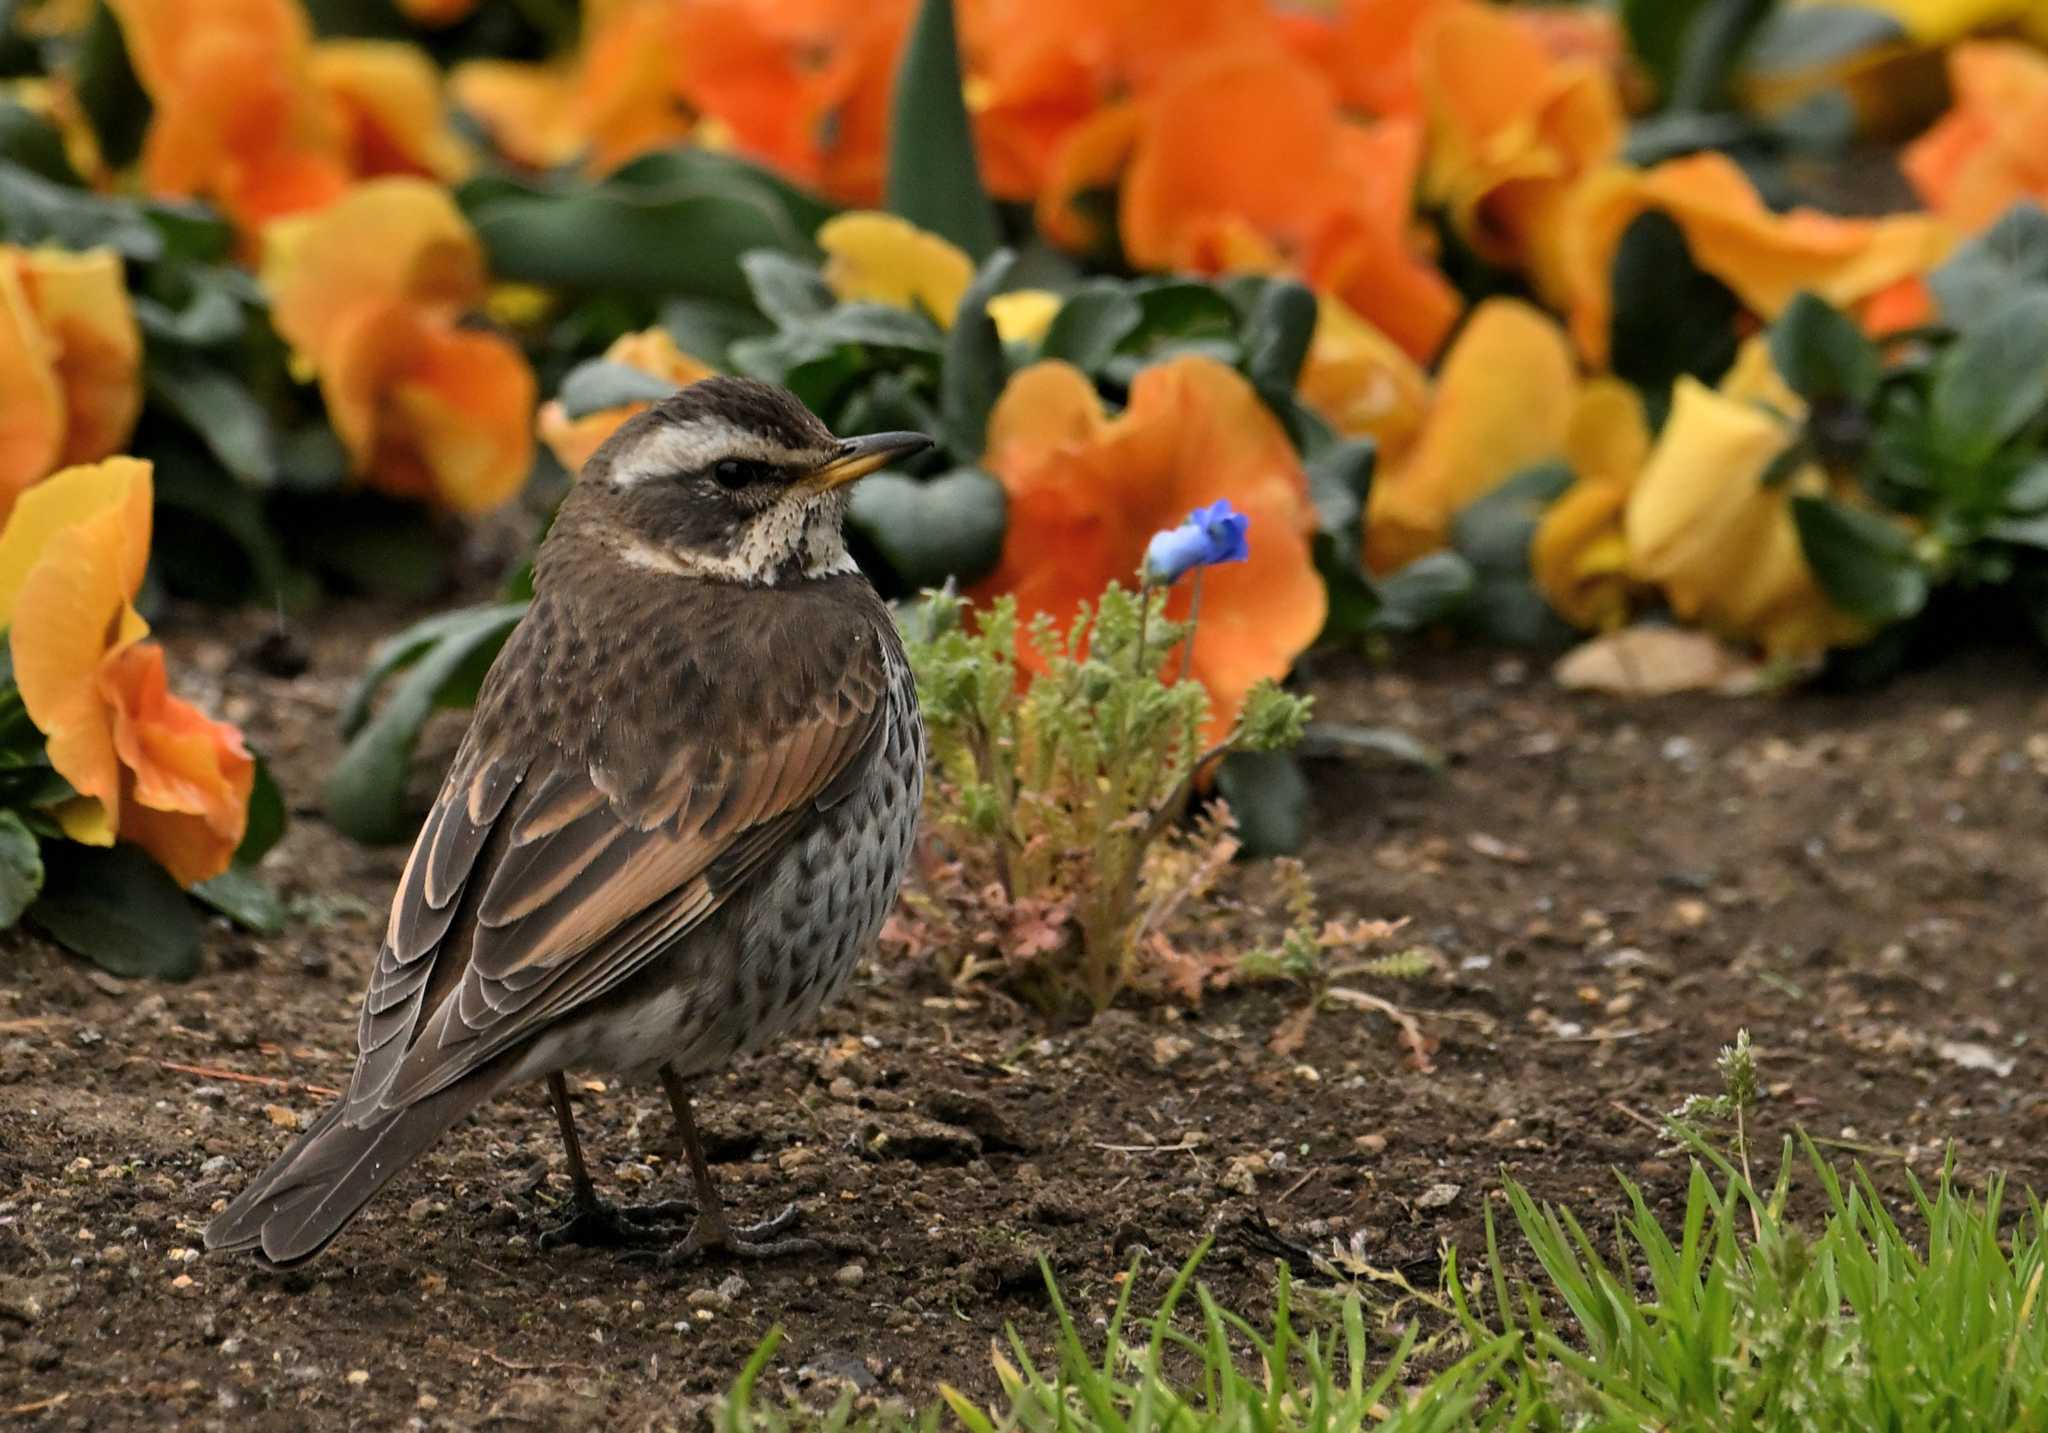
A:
[799,430,932,494]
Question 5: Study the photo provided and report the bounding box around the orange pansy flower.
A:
[1903,41,2048,234]
[453,0,695,174]
[1364,298,1579,574]
[1104,49,1459,362]
[1558,152,1951,365]
[538,329,718,475]
[959,0,1277,201]
[971,356,1326,742]
[671,0,914,205]
[310,40,473,184]
[0,247,142,527]
[0,458,252,885]
[1624,341,1869,660]
[110,0,350,234]
[1418,1,1624,296]
[263,179,535,514]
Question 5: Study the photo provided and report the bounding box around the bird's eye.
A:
[711,458,758,489]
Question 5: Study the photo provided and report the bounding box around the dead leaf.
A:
[1553,627,1766,697]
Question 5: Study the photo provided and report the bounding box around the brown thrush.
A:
[207,378,929,1267]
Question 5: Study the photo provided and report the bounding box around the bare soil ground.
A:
[4,598,2047,1430]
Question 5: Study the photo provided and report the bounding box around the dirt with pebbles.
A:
[4,598,2047,1430]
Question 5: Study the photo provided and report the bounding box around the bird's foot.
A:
[539,1195,697,1250]
[624,1204,819,1265]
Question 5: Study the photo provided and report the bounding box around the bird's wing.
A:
[346,596,894,1118]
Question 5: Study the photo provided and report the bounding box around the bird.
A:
[207,377,930,1267]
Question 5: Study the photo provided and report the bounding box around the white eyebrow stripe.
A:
[610,422,823,488]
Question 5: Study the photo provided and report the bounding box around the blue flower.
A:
[1141,500,1251,585]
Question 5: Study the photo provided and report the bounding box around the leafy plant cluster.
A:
[0,650,285,977]
[888,585,1316,1014]
[1765,203,2048,671]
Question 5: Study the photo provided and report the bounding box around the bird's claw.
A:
[620,1204,819,1265]
[539,1195,697,1250]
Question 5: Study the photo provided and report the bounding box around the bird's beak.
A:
[797,431,932,494]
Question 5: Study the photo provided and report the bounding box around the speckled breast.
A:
[702,649,924,1066]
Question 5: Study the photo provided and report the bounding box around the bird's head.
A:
[554,376,930,587]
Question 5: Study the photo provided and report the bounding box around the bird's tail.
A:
[204,1068,507,1267]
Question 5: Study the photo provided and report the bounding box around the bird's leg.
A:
[656,1064,817,1260]
[537,1072,692,1249]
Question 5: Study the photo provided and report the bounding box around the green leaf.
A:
[741,249,834,327]
[148,446,300,605]
[1297,723,1445,773]
[29,843,203,981]
[847,467,1007,588]
[134,274,246,348]
[940,249,1018,457]
[1791,495,1929,624]
[191,864,285,935]
[556,359,681,420]
[886,0,999,261]
[0,101,81,185]
[1929,291,2048,465]
[146,355,277,485]
[1928,201,2048,330]
[810,302,946,354]
[1769,292,1880,406]
[1037,283,1143,373]
[1745,6,1905,73]
[72,1,150,170]
[1988,513,2048,549]
[338,603,526,735]
[1304,438,1376,566]
[2004,459,2048,514]
[1668,0,1776,112]
[0,160,161,258]
[326,603,527,844]
[464,178,811,305]
[603,149,838,238]
[1239,279,1319,400]
[237,757,287,866]
[1609,211,1739,412]
[1215,751,1308,858]
[1123,281,1242,354]
[1451,461,1574,573]
[0,809,44,929]
[1371,551,1477,633]
[658,294,772,367]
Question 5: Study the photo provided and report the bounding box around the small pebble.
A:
[199,1156,232,1179]
[346,1369,369,1387]
[833,1263,866,1289]
[686,1288,730,1313]
[716,1274,749,1303]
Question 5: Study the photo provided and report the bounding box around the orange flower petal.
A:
[539,329,717,474]
[262,176,487,369]
[1562,153,1951,364]
[384,324,538,514]
[5,459,155,817]
[1035,101,1144,253]
[1365,298,1577,573]
[15,248,143,470]
[100,640,252,887]
[0,260,65,521]
[1121,52,1345,273]
[1297,293,1429,460]
[450,60,585,170]
[975,356,1323,741]
[1902,41,2048,232]
[311,39,473,183]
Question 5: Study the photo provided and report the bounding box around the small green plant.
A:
[894,583,1309,1013]
[720,1243,1511,1433]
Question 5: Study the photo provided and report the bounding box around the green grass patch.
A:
[717,1145,2048,1431]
